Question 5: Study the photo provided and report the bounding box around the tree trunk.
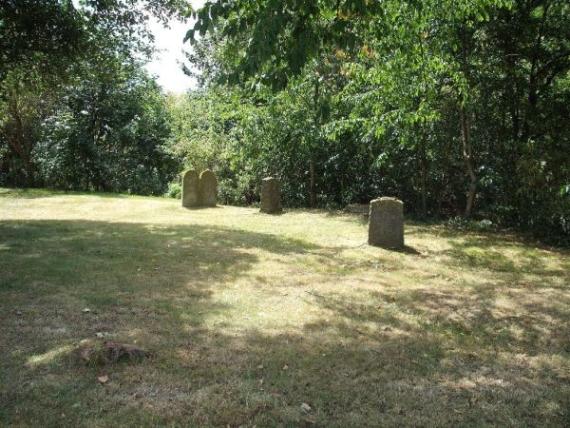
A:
[420,162,427,217]
[309,72,321,209]
[419,133,428,218]
[458,25,476,218]
[309,160,317,208]
[6,92,35,186]
[460,105,476,217]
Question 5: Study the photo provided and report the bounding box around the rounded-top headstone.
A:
[260,177,282,214]
[181,170,199,207]
[368,197,404,248]
[199,169,217,207]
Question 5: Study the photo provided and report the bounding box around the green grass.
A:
[1,188,569,427]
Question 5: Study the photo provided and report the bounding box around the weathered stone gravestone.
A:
[199,169,217,207]
[260,177,282,214]
[181,170,200,207]
[368,197,404,248]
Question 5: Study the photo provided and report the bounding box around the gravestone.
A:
[368,197,404,248]
[181,170,199,207]
[199,169,217,207]
[260,177,282,214]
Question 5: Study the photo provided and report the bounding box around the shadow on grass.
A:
[0,188,67,199]
[387,244,423,255]
[440,236,570,282]
[295,283,570,425]
[0,187,141,199]
[0,219,569,426]
[0,218,321,344]
[183,205,223,210]
[0,219,317,293]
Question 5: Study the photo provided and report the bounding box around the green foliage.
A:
[165,181,181,199]
[180,0,570,243]
[165,88,260,205]
[35,66,177,194]
[0,0,84,82]
[0,0,185,195]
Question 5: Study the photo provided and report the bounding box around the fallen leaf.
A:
[97,375,109,384]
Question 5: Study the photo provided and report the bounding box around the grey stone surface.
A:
[181,170,199,207]
[368,197,404,248]
[199,169,217,207]
[260,177,282,214]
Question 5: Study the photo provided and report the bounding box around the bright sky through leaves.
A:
[68,0,203,93]
[145,13,199,94]
[146,0,206,93]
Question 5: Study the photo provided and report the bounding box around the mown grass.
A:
[1,189,569,427]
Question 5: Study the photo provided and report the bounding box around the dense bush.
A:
[36,70,178,195]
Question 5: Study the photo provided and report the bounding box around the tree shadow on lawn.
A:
[1,219,569,426]
[0,219,317,359]
[0,219,321,348]
[0,218,329,424]
[0,188,139,199]
[0,218,317,289]
[440,236,569,288]
[0,188,66,199]
[408,221,570,250]
[4,307,567,426]
[298,285,569,426]
[404,220,569,285]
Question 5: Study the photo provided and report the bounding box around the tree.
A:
[0,0,189,188]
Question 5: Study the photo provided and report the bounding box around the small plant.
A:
[165,181,181,199]
[77,340,149,366]
[447,215,470,230]
[475,219,494,231]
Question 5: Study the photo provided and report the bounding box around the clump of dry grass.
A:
[77,340,150,366]
[1,189,569,426]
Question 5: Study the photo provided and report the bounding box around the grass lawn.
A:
[1,188,569,427]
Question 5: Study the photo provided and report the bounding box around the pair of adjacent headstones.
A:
[182,169,217,208]
[368,197,405,249]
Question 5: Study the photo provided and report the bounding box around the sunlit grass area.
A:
[1,189,569,426]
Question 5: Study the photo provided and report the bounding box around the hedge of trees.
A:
[177,0,570,241]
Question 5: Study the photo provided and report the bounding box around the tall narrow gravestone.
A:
[181,170,199,207]
[260,177,282,214]
[368,197,404,248]
[199,169,217,207]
